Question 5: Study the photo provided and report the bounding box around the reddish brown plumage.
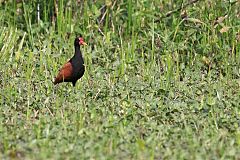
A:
[53,62,73,85]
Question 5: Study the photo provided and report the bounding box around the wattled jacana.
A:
[53,37,87,87]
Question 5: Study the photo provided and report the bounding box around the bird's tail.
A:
[53,79,58,85]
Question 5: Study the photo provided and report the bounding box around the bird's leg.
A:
[72,81,76,87]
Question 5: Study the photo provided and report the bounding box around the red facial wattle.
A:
[79,37,87,45]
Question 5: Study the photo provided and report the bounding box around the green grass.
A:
[1,0,240,159]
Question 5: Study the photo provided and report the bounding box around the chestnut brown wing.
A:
[54,62,73,84]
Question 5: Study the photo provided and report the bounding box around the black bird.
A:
[54,37,87,87]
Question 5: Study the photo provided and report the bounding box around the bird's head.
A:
[75,37,87,46]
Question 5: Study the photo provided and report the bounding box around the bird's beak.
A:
[82,42,87,46]
[79,41,87,46]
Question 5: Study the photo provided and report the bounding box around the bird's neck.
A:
[74,45,84,63]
